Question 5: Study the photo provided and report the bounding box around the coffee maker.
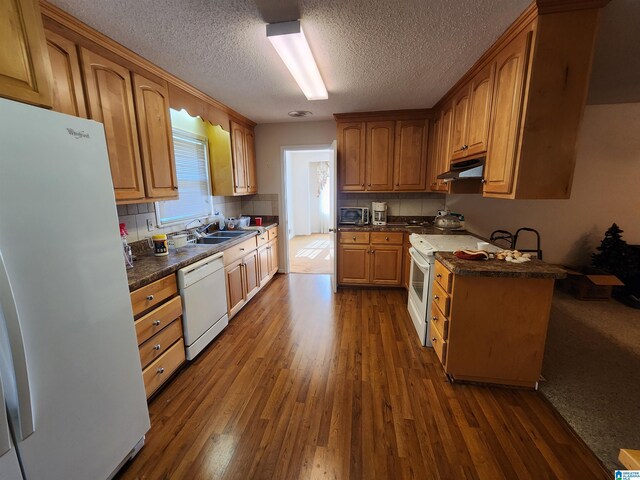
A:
[371,202,388,226]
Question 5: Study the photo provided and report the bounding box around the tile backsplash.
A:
[240,194,279,216]
[338,192,446,217]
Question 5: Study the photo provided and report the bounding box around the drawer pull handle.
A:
[153,344,161,350]
[153,320,161,326]
[157,367,165,374]
[240,248,245,251]
[146,295,154,301]
[434,295,439,300]
[385,236,389,241]
[432,316,438,321]
[436,273,442,278]
[352,236,356,241]
[432,337,437,343]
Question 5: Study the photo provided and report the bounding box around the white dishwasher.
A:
[177,252,229,360]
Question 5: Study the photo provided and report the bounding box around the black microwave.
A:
[339,207,370,225]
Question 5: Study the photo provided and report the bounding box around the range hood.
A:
[437,157,485,181]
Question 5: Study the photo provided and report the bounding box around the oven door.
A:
[407,247,433,346]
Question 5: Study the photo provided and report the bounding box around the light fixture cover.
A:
[267,20,328,101]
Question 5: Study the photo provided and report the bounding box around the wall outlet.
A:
[146,218,155,231]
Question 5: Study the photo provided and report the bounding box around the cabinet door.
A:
[0,0,52,107]
[80,48,145,202]
[466,63,495,157]
[225,260,245,317]
[365,121,394,191]
[338,122,366,191]
[230,120,248,194]
[268,239,279,276]
[133,73,178,199]
[484,29,533,195]
[242,250,260,300]
[44,29,86,117]
[370,245,403,286]
[338,244,370,285]
[258,245,270,286]
[394,119,428,191]
[450,85,470,161]
[437,104,454,192]
[244,126,257,194]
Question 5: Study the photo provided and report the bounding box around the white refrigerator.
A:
[0,98,150,479]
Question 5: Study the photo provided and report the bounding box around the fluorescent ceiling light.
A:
[267,20,328,101]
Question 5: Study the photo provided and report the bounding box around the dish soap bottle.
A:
[120,223,134,269]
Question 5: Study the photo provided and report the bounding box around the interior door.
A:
[330,140,338,293]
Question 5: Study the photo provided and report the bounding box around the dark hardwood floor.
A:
[117,274,608,479]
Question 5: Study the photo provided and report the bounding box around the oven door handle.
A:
[409,247,431,270]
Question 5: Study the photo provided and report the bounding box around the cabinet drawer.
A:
[135,295,182,345]
[430,321,447,365]
[224,236,257,266]
[434,261,453,293]
[267,227,278,241]
[370,232,403,245]
[339,232,370,244]
[130,275,178,317]
[138,319,183,369]
[142,339,185,398]
[430,301,450,339]
[432,281,450,317]
[256,231,269,248]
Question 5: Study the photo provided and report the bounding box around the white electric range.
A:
[407,234,498,346]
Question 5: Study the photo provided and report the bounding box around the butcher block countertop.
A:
[126,224,277,291]
[435,252,566,279]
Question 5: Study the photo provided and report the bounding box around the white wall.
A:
[446,103,640,265]
[255,121,336,266]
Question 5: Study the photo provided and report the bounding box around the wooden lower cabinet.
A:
[432,260,555,388]
[225,259,245,318]
[130,273,185,399]
[338,231,404,287]
[243,249,260,301]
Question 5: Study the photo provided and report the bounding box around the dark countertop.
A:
[127,223,277,291]
[435,252,566,279]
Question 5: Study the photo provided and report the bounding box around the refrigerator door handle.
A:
[0,251,35,440]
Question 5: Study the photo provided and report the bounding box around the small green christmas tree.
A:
[591,223,631,280]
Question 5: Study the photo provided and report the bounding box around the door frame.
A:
[280,144,335,275]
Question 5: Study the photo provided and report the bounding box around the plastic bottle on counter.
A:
[120,223,134,269]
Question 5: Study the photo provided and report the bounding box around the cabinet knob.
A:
[432,316,438,321]
[436,273,442,278]
[153,344,161,350]
[352,236,356,241]
[385,236,389,241]
[240,248,245,251]
[367,183,371,186]
[361,183,365,186]
[481,178,487,184]
[462,144,468,150]
[371,250,375,254]
[173,186,179,190]
[431,182,437,186]
[153,320,161,326]
[434,295,439,300]
[432,337,437,343]
[157,367,165,374]
[146,295,154,301]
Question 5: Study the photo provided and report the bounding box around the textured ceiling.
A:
[49,0,632,124]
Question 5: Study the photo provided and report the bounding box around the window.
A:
[156,129,212,226]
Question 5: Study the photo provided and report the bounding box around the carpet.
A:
[540,290,640,472]
[289,234,333,274]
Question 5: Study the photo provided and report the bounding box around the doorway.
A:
[283,147,335,275]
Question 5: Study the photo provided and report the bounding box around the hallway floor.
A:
[117,275,608,480]
[289,234,333,274]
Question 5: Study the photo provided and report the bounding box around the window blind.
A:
[157,130,211,225]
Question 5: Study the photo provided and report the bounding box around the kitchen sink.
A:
[204,230,250,238]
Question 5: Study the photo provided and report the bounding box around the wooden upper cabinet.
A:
[484,29,532,195]
[450,86,470,161]
[0,0,52,107]
[466,63,495,157]
[437,104,454,191]
[132,73,178,200]
[338,122,366,191]
[394,119,428,190]
[244,126,257,194]
[230,120,248,194]
[365,121,395,191]
[80,47,145,202]
[44,29,86,117]
[427,115,441,191]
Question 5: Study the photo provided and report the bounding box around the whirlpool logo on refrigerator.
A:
[66,128,90,139]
